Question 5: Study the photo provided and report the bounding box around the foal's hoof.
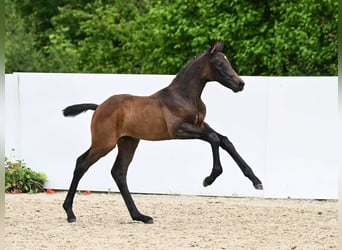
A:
[67,217,77,223]
[66,214,76,223]
[65,210,77,223]
[134,214,154,224]
[254,183,263,190]
[203,177,213,187]
[144,218,154,224]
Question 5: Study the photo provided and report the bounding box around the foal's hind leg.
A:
[111,136,153,224]
[63,145,114,222]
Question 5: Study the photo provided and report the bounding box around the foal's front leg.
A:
[218,133,263,190]
[175,123,223,186]
[203,123,263,190]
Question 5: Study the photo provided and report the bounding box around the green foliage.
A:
[266,0,337,75]
[5,158,47,194]
[5,0,337,75]
[137,0,337,75]
[74,0,151,73]
[4,0,45,72]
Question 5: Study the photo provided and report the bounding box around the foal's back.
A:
[91,91,175,142]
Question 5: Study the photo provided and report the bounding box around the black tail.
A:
[63,103,98,117]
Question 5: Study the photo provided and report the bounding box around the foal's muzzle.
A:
[232,78,244,92]
[238,79,245,90]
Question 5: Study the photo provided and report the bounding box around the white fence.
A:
[5,73,338,199]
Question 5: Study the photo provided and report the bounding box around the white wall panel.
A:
[5,73,338,199]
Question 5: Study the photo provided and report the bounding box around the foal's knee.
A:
[220,135,230,144]
[208,132,220,147]
[220,135,235,150]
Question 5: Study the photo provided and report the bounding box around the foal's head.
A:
[204,41,245,92]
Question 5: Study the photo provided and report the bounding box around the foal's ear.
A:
[209,41,224,54]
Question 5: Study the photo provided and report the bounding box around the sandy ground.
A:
[5,192,337,250]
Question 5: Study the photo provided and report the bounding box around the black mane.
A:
[171,52,206,83]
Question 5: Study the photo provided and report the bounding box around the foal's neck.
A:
[168,56,207,100]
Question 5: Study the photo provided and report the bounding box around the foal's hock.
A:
[62,41,263,224]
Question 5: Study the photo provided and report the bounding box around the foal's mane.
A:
[171,50,207,83]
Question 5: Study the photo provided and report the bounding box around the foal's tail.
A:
[63,103,98,117]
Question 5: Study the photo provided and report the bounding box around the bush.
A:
[5,0,337,75]
[5,158,47,193]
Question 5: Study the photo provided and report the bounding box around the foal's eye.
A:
[217,62,224,68]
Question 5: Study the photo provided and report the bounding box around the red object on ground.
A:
[82,190,91,195]
[46,189,55,194]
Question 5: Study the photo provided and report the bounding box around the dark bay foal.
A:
[62,41,263,224]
